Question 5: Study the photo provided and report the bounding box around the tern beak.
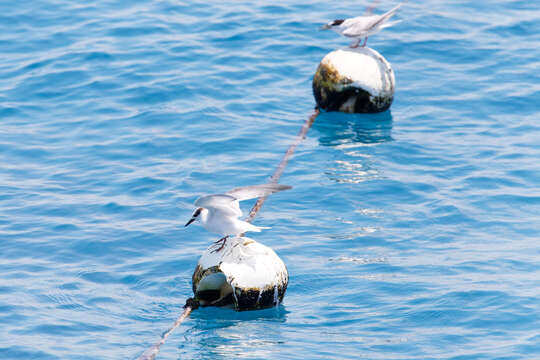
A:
[320,24,331,30]
[185,207,202,227]
[184,217,196,227]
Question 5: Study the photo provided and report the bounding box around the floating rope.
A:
[365,0,381,15]
[245,108,319,223]
[137,298,200,360]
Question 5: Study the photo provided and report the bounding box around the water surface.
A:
[1,1,540,359]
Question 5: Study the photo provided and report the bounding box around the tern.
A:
[321,3,402,48]
[185,183,292,251]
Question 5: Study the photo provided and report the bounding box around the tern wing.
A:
[225,183,292,201]
[342,16,377,37]
[195,194,242,217]
[343,3,402,37]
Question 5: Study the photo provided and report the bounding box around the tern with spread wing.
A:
[185,184,292,250]
[321,3,402,48]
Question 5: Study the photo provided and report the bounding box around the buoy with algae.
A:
[313,47,395,113]
[192,236,288,311]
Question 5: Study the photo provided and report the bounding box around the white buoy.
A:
[313,47,395,113]
[192,236,288,311]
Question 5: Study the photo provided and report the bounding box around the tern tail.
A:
[237,220,270,233]
[371,3,402,29]
[380,19,402,29]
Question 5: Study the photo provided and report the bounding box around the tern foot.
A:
[211,236,229,253]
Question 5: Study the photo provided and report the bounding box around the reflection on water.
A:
[178,306,288,359]
[314,111,393,184]
[315,111,393,147]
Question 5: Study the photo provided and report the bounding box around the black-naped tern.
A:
[185,183,292,251]
[321,3,403,48]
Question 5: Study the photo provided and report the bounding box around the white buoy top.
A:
[321,47,395,98]
[196,236,288,291]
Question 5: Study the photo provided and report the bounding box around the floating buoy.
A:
[313,47,395,113]
[192,236,288,311]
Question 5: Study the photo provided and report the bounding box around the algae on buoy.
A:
[313,47,395,113]
[192,236,288,311]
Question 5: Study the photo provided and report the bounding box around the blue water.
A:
[1,0,540,359]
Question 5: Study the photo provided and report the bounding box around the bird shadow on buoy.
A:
[313,110,393,147]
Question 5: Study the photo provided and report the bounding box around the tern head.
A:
[321,19,345,30]
[185,207,204,227]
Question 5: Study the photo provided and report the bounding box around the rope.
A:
[246,108,319,223]
[136,298,199,360]
[365,0,381,15]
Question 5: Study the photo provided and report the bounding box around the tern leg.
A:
[211,235,229,253]
[350,38,361,48]
[361,37,368,47]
